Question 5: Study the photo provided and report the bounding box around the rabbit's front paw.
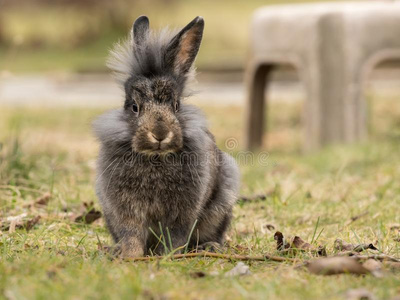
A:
[197,242,223,253]
[120,242,144,259]
[121,248,144,259]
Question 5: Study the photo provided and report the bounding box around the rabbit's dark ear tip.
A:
[134,15,149,26]
[194,16,204,24]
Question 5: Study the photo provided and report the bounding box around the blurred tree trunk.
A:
[0,14,3,46]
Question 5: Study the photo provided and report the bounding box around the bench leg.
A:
[245,64,273,150]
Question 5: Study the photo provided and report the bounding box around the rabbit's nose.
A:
[151,132,164,142]
[149,131,174,144]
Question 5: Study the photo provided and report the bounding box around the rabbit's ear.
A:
[132,16,150,46]
[165,16,204,75]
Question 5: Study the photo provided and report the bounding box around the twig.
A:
[126,251,297,262]
[345,211,369,226]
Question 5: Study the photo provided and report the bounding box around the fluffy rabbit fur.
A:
[93,16,240,258]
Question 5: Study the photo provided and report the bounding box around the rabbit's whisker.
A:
[95,141,131,182]
[105,160,122,197]
[96,157,118,183]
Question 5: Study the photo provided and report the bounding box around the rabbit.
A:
[93,15,240,258]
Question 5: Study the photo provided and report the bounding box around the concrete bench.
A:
[245,2,400,151]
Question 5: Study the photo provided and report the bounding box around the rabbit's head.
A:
[108,16,204,154]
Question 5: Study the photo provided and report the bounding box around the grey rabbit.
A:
[93,16,240,258]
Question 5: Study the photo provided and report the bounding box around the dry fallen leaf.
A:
[190,271,207,278]
[34,193,51,207]
[225,262,251,277]
[2,215,41,233]
[274,231,289,251]
[274,232,326,256]
[306,257,369,275]
[362,259,383,278]
[334,239,354,251]
[353,244,378,252]
[263,224,275,231]
[75,202,102,224]
[75,209,101,224]
[24,216,41,231]
[292,236,312,250]
[292,236,327,256]
[334,239,378,252]
[23,193,51,208]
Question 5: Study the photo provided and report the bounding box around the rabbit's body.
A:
[94,16,239,257]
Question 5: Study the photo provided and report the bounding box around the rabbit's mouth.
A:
[132,130,183,154]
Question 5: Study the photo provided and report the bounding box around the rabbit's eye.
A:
[132,103,139,114]
[174,102,180,112]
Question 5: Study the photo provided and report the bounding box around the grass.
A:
[1,97,400,299]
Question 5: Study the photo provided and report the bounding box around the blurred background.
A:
[0,0,328,72]
[1,0,400,151]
